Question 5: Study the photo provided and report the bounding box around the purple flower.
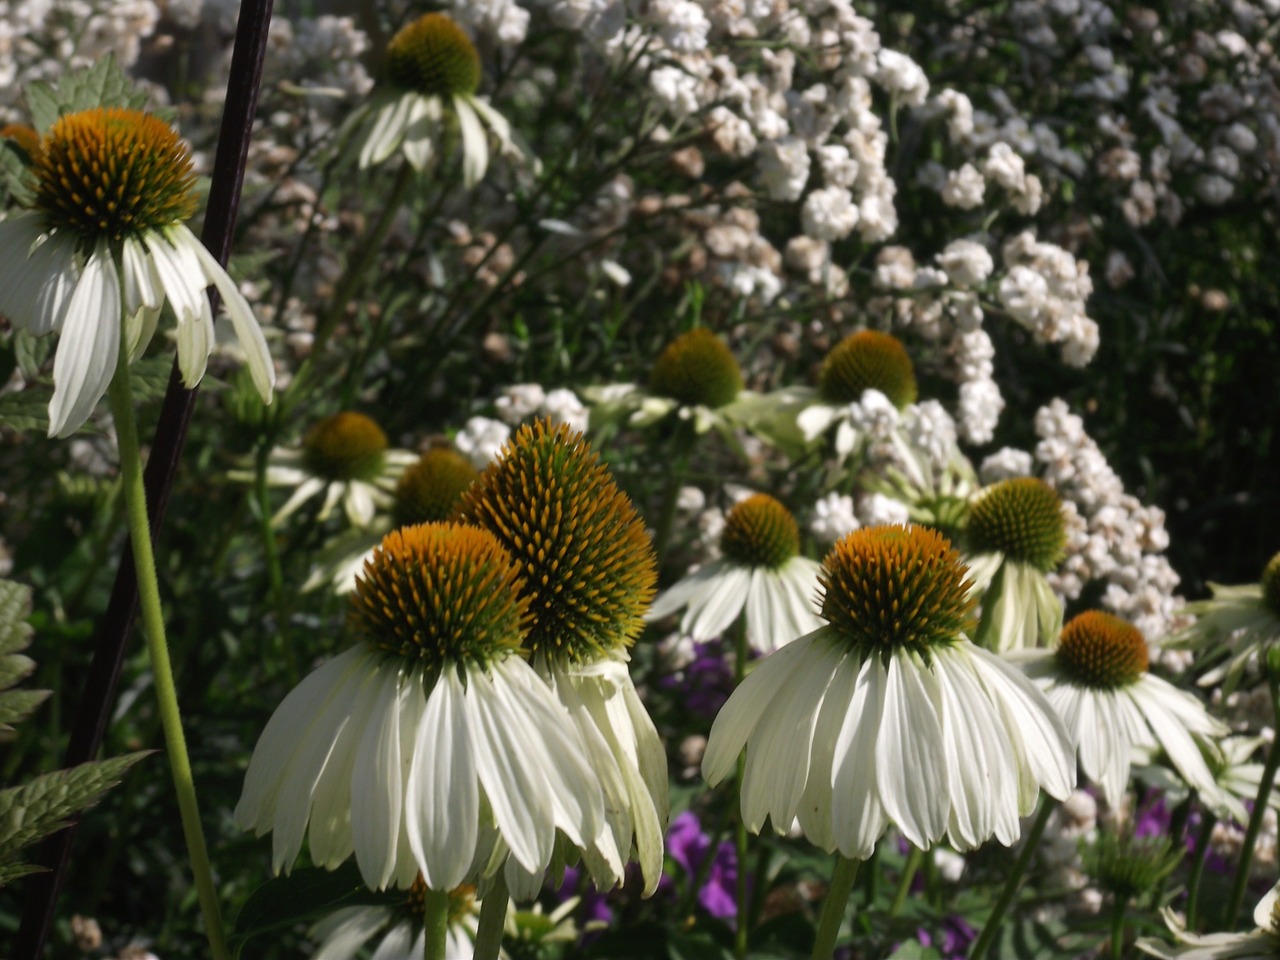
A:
[659,640,736,718]
[917,916,977,959]
[1134,792,1171,839]
[665,811,739,921]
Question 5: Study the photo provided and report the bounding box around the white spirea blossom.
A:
[957,378,1004,445]
[874,49,929,106]
[980,448,1035,484]
[455,416,510,467]
[495,384,547,424]
[937,240,995,288]
[541,388,589,433]
[941,164,986,209]
[809,492,860,545]
[859,492,910,527]
[758,138,812,201]
[801,185,859,241]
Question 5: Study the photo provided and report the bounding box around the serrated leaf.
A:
[0,580,33,658]
[24,56,150,132]
[0,752,150,872]
[230,862,386,955]
[0,654,35,692]
[0,390,51,434]
[0,861,47,886]
[130,356,178,404]
[0,689,50,729]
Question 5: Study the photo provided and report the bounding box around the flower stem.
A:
[474,870,509,960]
[106,357,229,960]
[1224,670,1280,926]
[968,795,1057,960]
[811,855,860,960]
[889,846,923,918]
[1110,893,1127,960]
[1186,811,1216,931]
[422,888,451,960]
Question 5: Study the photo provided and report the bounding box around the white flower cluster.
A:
[261,15,373,103]
[493,383,590,434]
[997,232,1099,367]
[1034,400,1180,640]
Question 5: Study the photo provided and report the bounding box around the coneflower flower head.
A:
[1083,828,1182,903]
[303,412,389,484]
[1055,611,1149,689]
[454,419,657,663]
[236,521,605,893]
[33,108,197,243]
[347,523,528,668]
[721,494,801,570]
[703,523,1075,858]
[392,448,479,528]
[968,477,1066,572]
[648,328,744,410]
[820,525,976,663]
[819,330,918,410]
[385,14,481,98]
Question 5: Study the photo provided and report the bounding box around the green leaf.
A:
[0,579,33,659]
[0,752,150,884]
[12,330,52,380]
[230,862,386,955]
[24,56,150,132]
[130,356,177,404]
[0,689,50,730]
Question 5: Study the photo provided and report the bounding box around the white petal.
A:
[369,920,413,960]
[361,95,415,168]
[350,664,406,890]
[454,95,489,188]
[831,656,889,859]
[797,648,860,852]
[1128,679,1218,797]
[469,96,514,153]
[400,95,441,171]
[49,243,120,437]
[310,905,392,959]
[186,228,275,400]
[702,633,820,785]
[876,653,948,850]
[407,666,477,891]
[0,215,76,334]
[685,565,751,641]
[121,235,164,362]
[646,562,724,621]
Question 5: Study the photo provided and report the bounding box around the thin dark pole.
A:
[12,0,275,954]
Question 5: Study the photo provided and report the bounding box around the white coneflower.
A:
[703,524,1076,858]
[348,13,516,186]
[964,476,1067,652]
[585,328,757,442]
[1174,550,1280,692]
[454,420,668,898]
[1019,611,1227,809]
[646,492,825,654]
[234,522,605,894]
[252,411,418,527]
[1137,881,1280,959]
[0,107,273,436]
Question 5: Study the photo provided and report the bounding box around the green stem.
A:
[1186,811,1216,931]
[652,430,693,563]
[889,846,923,918]
[811,855,860,960]
[968,795,1057,960]
[1110,893,1127,960]
[106,357,229,960]
[474,871,509,960]
[1224,671,1280,926]
[421,888,451,960]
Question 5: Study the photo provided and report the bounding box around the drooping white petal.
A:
[465,664,555,874]
[831,655,888,860]
[120,235,164,362]
[740,634,843,834]
[454,95,489,188]
[48,242,120,437]
[876,652,948,850]
[797,648,860,852]
[796,403,836,441]
[1128,678,1219,797]
[684,565,751,641]
[407,666,477,891]
[185,227,275,400]
[310,905,393,959]
[703,633,820,785]
[350,664,407,890]
[468,95,514,154]
[145,230,214,386]
[400,94,441,171]
[360,94,416,168]
[0,214,78,335]
[369,919,413,960]
[272,476,327,526]
[646,561,725,621]
[344,481,378,528]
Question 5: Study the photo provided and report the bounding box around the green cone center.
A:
[301,412,388,482]
[1055,611,1148,689]
[720,494,800,569]
[818,330,917,409]
[32,107,198,242]
[452,419,657,662]
[968,477,1066,571]
[393,448,478,528]
[820,524,976,659]
[349,522,527,665]
[385,13,481,98]
[648,328,744,409]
